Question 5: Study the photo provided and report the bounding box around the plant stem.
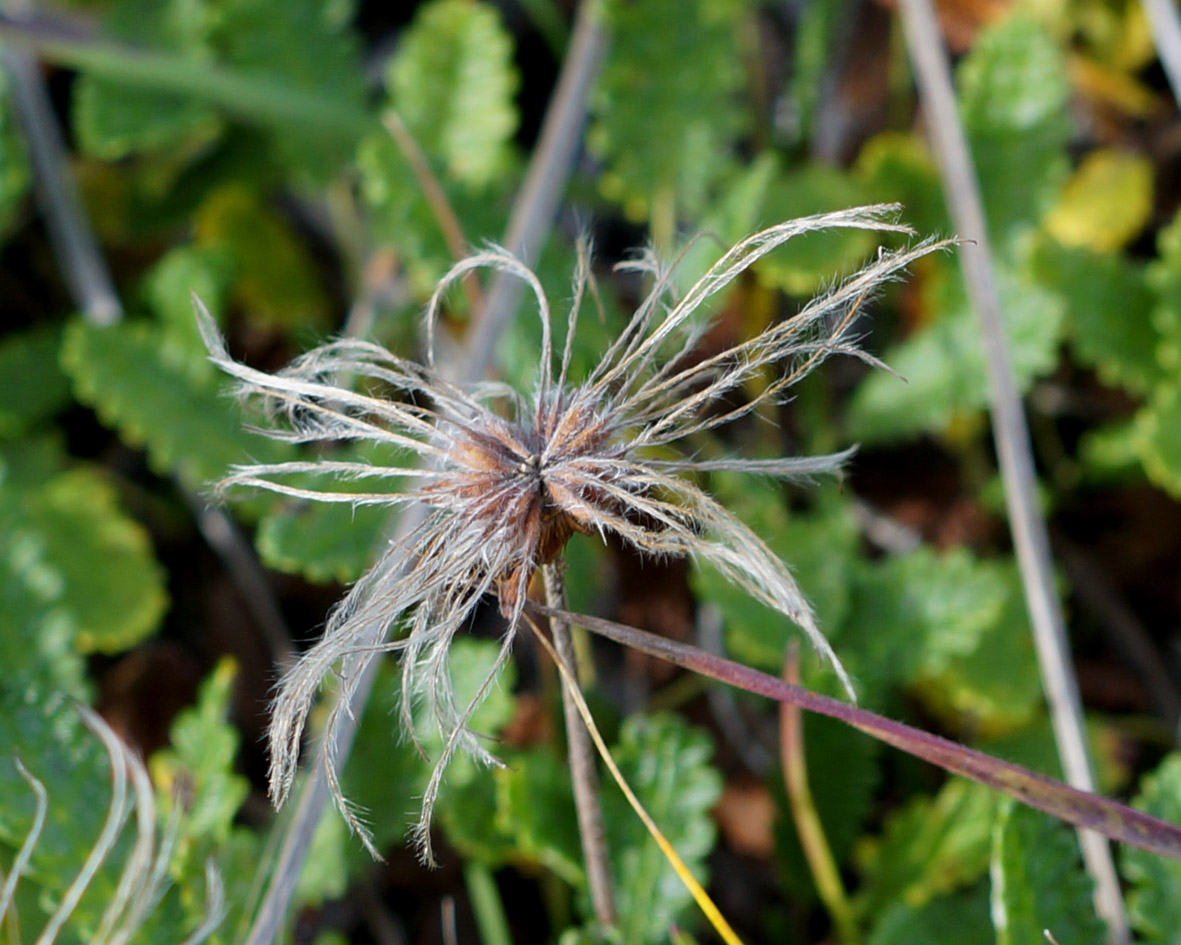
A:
[3,46,119,324]
[896,2,1128,940]
[0,10,371,139]
[780,646,858,945]
[542,563,617,928]
[464,862,512,945]
[538,602,1181,861]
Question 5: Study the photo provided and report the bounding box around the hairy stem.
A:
[542,563,617,927]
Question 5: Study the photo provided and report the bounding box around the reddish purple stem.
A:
[533,603,1181,861]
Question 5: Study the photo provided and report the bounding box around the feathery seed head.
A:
[201,204,949,860]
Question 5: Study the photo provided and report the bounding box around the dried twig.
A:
[896,1,1127,938]
[543,563,616,926]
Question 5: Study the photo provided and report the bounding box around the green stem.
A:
[465,862,512,945]
[780,647,859,945]
[0,14,372,140]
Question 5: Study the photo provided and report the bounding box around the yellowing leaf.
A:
[1045,150,1153,252]
[194,184,331,330]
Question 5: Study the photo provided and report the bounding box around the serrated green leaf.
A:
[694,483,859,674]
[213,0,367,179]
[2,468,169,656]
[144,243,237,374]
[72,0,221,158]
[855,780,999,922]
[835,546,1013,710]
[386,0,519,189]
[753,165,874,295]
[589,0,748,221]
[1030,236,1161,394]
[0,325,72,438]
[151,658,249,845]
[357,130,510,299]
[1122,753,1181,943]
[958,15,1071,242]
[847,254,1066,442]
[856,132,951,239]
[142,658,261,944]
[1149,207,1181,372]
[61,318,294,496]
[1134,383,1181,498]
[990,800,1104,945]
[916,563,1041,733]
[0,511,87,695]
[255,499,389,583]
[600,713,722,943]
[73,0,368,179]
[867,885,993,945]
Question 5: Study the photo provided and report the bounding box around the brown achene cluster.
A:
[203,205,947,858]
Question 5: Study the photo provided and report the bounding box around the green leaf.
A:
[357,136,510,300]
[589,0,748,221]
[61,318,294,496]
[0,326,72,438]
[1030,235,1161,395]
[601,713,722,943]
[957,14,1071,242]
[693,477,859,674]
[855,780,999,923]
[856,132,951,239]
[386,0,519,189]
[1,468,168,656]
[144,243,237,374]
[193,184,332,331]
[0,691,129,940]
[867,885,993,945]
[847,253,1066,442]
[0,437,84,693]
[835,546,1016,710]
[916,563,1041,733]
[73,0,368,179]
[151,658,249,845]
[1149,207,1181,373]
[212,0,367,179]
[990,800,1104,945]
[1134,383,1181,499]
[73,0,222,158]
[1122,753,1181,944]
[774,715,882,900]
[1044,149,1153,253]
[0,69,32,240]
[148,658,262,942]
[754,165,874,295]
[255,499,389,584]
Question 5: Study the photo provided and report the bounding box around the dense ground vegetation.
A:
[2,1,1181,943]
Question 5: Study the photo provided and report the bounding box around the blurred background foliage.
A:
[1,0,1181,943]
